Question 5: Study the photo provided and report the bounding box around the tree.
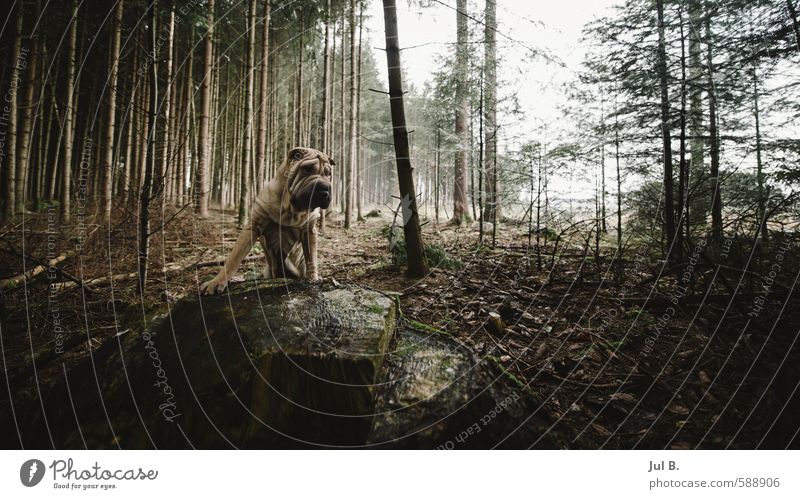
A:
[61,0,79,222]
[4,5,23,219]
[655,0,677,259]
[256,0,271,188]
[382,0,429,277]
[139,1,160,293]
[197,0,214,218]
[345,0,356,229]
[451,0,470,225]
[705,0,723,249]
[239,0,256,227]
[483,0,498,225]
[102,0,124,222]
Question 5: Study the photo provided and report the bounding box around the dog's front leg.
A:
[300,225,320,281]
[200,226,258,294]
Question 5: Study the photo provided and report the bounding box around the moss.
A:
[486,355,529,392]
[624,305,655,324]
[382,225,463,270]
[406,319,451,337]
[367,303,386,314]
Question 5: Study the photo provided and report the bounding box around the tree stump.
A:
[5,280,558,449]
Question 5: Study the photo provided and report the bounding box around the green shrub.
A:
[382,225,463,270]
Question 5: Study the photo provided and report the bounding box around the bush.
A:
[381,225,463,270]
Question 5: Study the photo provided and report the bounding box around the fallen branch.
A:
[0,225,99,292]
[0,252,72,291]
[51,254,264,291]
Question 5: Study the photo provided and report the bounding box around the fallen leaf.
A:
[610,392,637,403]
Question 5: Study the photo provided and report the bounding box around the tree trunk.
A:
[294,15,305,147]
[478,81,484,243]
[339,17,347,213]
[197,0,214,217]
[344,0,357,229]
[139,1,159,294]
[451,0,470,225]
[180,29,195,206]
[160,6,175,206]
[482,0,498,224]
[656,0,676,260]
[256,0,271,188]
[17,3,42,216]
[382,0,429,278]
[102,0,124,222]
[600,95,606,233]
[753,66,768,241]
[615,99,622,263]
[122,71,135,203]
[319,0,331,233]
[60,0,79,222]
[3,7,23,220]
[705,0,723,248]
[688,0,704,242]
[239,0,256,227]
[676,4,688,260]
[355,2,364,221]
[435,127,440,224]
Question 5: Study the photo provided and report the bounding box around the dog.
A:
[200,146,333,295]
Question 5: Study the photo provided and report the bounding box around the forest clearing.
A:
[1,0,799,450]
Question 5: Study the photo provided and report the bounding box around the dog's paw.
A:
[200,276,228,295]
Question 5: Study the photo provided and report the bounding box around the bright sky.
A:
[362,0,623,204]
[364,0,622,128]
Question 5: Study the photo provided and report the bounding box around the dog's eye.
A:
[292,151,304,161]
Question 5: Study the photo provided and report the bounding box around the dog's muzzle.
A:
[292,179,332,211]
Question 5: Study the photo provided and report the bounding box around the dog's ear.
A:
[328,156,336,166]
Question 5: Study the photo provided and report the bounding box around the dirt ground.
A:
[2,204,799,449]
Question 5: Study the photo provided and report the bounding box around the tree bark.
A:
[3,7,23,220]
[355,1,364,221]
[705,0,723,248]
[197,0,214,218]
[676,4,688,261]
[451,0,470,225]
[753,66,768,241]
[344,0,357,229]
[17,0,41,215]
[688,0,704,242]
[19,4,42,216]
[339,16,347,212]
[294,14,305,147]
[256,0,271,188]
[60,0,79,222]
[160,5,175,206]
[319,1,331,233]
[482,0,498,224]
[139,1,159,294]
[382,0,429,278]
[102,0,124,222]
[656,0,676,260]
[239,0,256,227]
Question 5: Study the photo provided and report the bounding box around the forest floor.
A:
[1,203,799,449]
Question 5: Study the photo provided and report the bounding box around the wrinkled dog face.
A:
[287,147,334,211]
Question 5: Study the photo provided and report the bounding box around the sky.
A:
[361,0,624,203]
[363,0,622,125]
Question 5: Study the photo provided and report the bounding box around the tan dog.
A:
[200,147,334,294]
